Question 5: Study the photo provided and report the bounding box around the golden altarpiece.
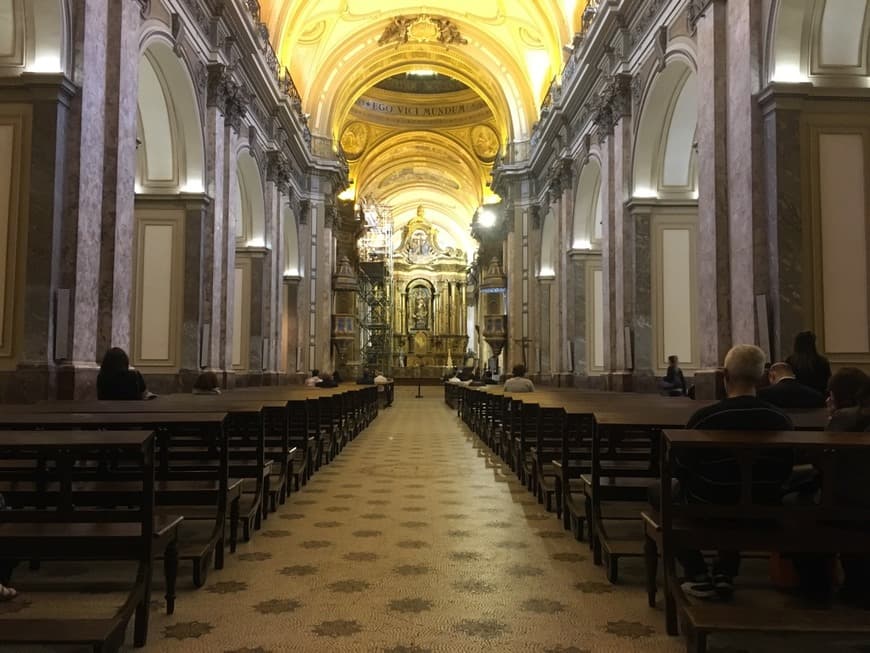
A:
[391,207,469,376]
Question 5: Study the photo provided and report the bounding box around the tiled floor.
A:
[3,388,869,652]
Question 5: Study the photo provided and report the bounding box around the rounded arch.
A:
[767,0,870,84]
[236,149,267,246]
[282,201,300,276]
[632,58,698,200]
[0,0,70,76]
[571,156,603,248]
[317,43,525,144]
[539,209,557,278]
[136,37,205,193]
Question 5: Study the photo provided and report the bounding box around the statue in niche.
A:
[410,287,430,331]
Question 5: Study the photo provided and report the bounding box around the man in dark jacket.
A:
[758,362,825,409]
[675,345,794,600]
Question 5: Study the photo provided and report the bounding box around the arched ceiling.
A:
[261,1,578,258]
[262,1,575,140]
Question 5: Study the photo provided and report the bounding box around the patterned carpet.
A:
[2,388,869,652]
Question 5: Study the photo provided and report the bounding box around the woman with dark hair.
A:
[97,347,149,400]
[786,331,831,394]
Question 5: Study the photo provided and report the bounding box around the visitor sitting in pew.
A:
[503,364,535,392]
[316,373,338,388]
[758,362,825,409]
[786,330,831,395]
[791,368,870,603]
[332,369,342,384]
[826,368,870,605]
[660,355,687,396]
[825,366,869,416]
[675,344,794,600]
[357,368,375,385]
[97,347,153,400]
[192,370,221,395]
[305,369,322,387]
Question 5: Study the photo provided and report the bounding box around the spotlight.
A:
[479,209,497,228]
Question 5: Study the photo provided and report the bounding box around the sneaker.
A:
[713,574,734,599]
[681,575,717,599]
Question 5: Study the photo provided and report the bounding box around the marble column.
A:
[537,279,552,375]
[202,103,227,371]
[296,201,312,375]
[760,87,808,360]
[695,0,732,370]
[599,134,617,377]
[220,128,240,381]
[97,0,141,356]
[243,249,267,384]
[311,195,334,372]
[504,203,525,370]
[726,0,766,344]
[628,204,653,379]
[0,75,77,400]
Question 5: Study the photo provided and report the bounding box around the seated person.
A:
[357,369,375,385]
[97,347,150,400]
[373,371,390,385]
[503,364,535,393]
[304,369,322,387]
[331,369,342,384]
[660,355,687,396]
[758,362,825,409]
[192,370,221,395]
[826,369,870,604]
[316,373,338,388]
[674,344,793,600]
[825,366,869,416]
[481,370,499,385]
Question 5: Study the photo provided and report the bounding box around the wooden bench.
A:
[643,429,870,652]
[0,430,183,651]
[0,411,238,588]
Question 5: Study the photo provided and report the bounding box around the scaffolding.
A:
[356,198,394,374]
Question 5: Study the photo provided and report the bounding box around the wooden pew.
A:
[0,430,182,650]
[0,411,236,588]
[22,399,278,542]
[643,429,870,652]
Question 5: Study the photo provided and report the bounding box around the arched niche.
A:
[539,209,557,278]
[283,201,300,276]
[767,0,870,84]
[0,0,69,76]
[633,60,698,200]
[572,157,603,248]
[136,39,205,193]
[235,150,267,246]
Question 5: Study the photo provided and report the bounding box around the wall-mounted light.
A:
[573,239,592,250]
[478,208,498,228]
[246,237,266,248]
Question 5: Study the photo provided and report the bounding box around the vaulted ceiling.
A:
[261,1,585,253]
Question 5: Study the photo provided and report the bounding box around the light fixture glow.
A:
[181,180,204,194]
[26,55,62,73]
[772,63,808,84]
[338,187,356,201]
[573,239,592,250]
[633,187,658,199]
[479,209,497,228]
[408,69,436,77]
[246,237,266,248]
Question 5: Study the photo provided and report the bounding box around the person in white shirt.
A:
[503,364,535,393]
[305,369,322,387]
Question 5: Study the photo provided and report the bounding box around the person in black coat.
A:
[660,355,687,396]
[97,347,149,401]
[758,362,825,409]
[786,331,831,395]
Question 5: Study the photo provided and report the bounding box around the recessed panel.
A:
[139,224,174,361]
[661,228,694,364]
[819,133,869,353]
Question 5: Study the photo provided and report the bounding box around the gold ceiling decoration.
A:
[378,15,468,48]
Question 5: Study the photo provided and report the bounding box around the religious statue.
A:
[411,287,430,330]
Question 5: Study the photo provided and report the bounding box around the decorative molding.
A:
[298,199,310,225]
[207,64,249,132]
[687,0,716,34]
[134,0,151,20]
[378,15,468,47]
[530,204,542,230]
